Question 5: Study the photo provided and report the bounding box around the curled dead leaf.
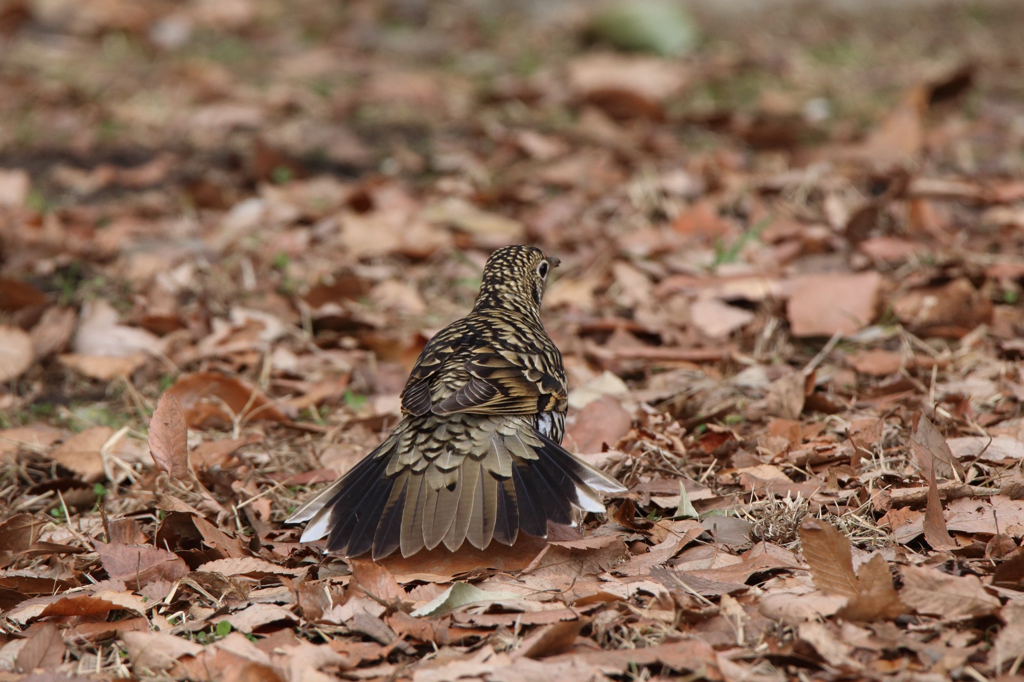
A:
[165,372,290,428]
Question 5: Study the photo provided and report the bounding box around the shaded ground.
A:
[3,0,1024,680]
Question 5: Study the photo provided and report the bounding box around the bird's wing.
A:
[400,324,565,417]
[431,346,566,415]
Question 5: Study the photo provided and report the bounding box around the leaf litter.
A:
[2,1,1024,680]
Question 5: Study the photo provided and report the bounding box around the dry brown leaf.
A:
[799,519,859,599]
[223,604,298,634]
[786,272,882,337]
[900,565,1000,619]
[911,415,965,482]
[379,534,549,583]
[149,393,189,480]
[690,298,755,338]
[48,426,112,482]
[421,197,525,246]
[198,557,306,577]
[0,277,47,312]
[29,306,77,359]
[93,541,189,587]
[512,618,584,660]
[0,169,30,207]
[351,560,404,604]
[992,603,1024,671]
[58,353,147,381]
[765,371,806,420]
[798,621,860,669]
[759,591,849,625]
[16,623,66,672]
[853,87,924,166]
[165,372,290,428]
[839,554,905,622]
[0,325,34,383]
[122,630,203,675]
[923,460,957,550]
[73,300,162,358]
[846,349,903,377]
[892,278,992,338]
[565,395,632,454]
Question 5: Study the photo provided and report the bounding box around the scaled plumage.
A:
[287,245,626,559]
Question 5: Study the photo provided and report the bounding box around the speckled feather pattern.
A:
[287,245,626,559]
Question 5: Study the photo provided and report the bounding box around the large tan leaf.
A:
[93,541,189,587]
[15,622,65,672]
[798,519,859,599]
[839,554,905,622]
[900,565,999,619]
[58,353,147,381]
[122,630,203,675]
[223,603,298,634]
[165,371,290,428]
[911,415,965,482]
[149,393,189,479]
[48,426,113,482]
[0,325,33,383]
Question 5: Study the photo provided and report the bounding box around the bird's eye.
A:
[537,261,549,279]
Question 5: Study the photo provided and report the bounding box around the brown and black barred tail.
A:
[286,415,625,560]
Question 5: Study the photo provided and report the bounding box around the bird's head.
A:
[474,245,560,316]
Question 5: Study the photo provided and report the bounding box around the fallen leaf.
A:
[852,88,925,167]
[798,621,860,669]
[48,426,113,482]
[948,436,1024,463]
[992,603,1024,670]
[0,277,47,312]
[421,198,524,246]
[0,325,34,383]
[73,300,162,358]
[0,168,30,206]
[799,519,859,599]
[839,554,905,622]
[911,415,965,482]
[58,353,147,380]
[223,604,298,634]
[410,583,523,618]
[16,623,66,672]
[892,278,992,338]
[165,372,290,428]
[566,53,688,120]
[846,349,903,377]
[351,560,404,604]
[93,541,189,587]
[566,371,630,410]
[122,630,203,675]
[690,298,755,338]
[197,557,306,577]
[149,393,189,479]
[512,619,583,660]
[30,306,77,359]
[900,565,1000,619]
[923,460,956,550]
[566,395,632,454]
[787,272,882,337]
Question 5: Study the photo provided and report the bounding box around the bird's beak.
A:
[547,256,561,269]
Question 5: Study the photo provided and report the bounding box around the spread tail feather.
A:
[287,421,626,560]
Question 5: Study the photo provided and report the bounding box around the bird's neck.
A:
[472,290,544,327]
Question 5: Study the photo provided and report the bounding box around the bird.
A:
[287,245,627,560]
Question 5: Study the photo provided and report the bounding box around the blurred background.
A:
[2,0,1024,414]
